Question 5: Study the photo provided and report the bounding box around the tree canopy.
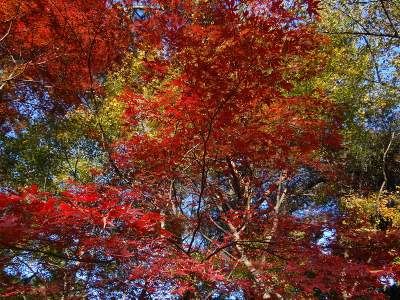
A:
[0,0,399,299]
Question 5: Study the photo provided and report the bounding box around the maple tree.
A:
[0,0,131,131]
[0,0,399,299]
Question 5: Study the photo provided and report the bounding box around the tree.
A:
[0,0,399,299]
[0,0,135,191]
[316,0,400,192]
[0,0,131,131]
[310,3,400,297]
[0,184,163,299]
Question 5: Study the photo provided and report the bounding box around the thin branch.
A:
[0,242,116,265]
[209,214,228,234]
[200,231,237,260]
[378,0,399,37]
[377,131,396,200]
[0,20,12,43]
[361,35,382,83]
[321,30,400,39]
[186,121,212,253]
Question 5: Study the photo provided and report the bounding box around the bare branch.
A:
[377,131,397,200]
[0,21,12,43]
[321,30,400,39]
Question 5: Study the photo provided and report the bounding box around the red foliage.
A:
[0,184,164,297]
[0,0,398,299]
[0,0,131,119]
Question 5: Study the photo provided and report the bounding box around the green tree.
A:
[316,0,400,192]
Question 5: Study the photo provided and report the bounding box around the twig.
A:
[377,132,396,200]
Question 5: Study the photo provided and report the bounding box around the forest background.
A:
[0,0,399,299]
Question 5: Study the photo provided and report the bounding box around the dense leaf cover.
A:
[0,0,399,299]
[0,0,131,127]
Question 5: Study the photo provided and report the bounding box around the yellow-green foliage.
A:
[341,190,400,229]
